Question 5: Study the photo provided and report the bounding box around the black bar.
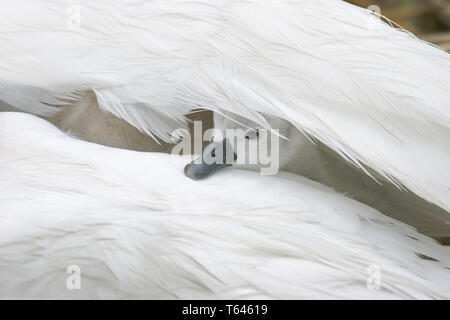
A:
[1,300,447,318]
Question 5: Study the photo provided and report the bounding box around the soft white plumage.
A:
[1,0,450,299]
[1,0,450,214]
[212,112,450,241]
[0,112,449,299]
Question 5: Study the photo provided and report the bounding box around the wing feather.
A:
[1,0,449,211]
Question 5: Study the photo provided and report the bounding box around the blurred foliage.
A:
[347,0,450,34]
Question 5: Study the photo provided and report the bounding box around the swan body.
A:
[0,112,449,299]
[1,0,450,216]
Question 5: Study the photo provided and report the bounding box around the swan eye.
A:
[245,129,259,140]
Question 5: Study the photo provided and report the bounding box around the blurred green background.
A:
[347,0,450,50]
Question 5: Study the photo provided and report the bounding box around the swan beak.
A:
[184,139,236,180]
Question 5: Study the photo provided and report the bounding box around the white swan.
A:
[1,0,449,216]
[1,0,450,299]
[0,112,449,299]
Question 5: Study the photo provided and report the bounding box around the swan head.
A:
[184,138,237,180]
[184,112,299,180]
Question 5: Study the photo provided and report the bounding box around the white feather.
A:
[0,112,449,299]
[1,0,449,213]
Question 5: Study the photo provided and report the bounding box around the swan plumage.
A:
[1,0,450,214]
[210,112,450,241]
[0,112,449,299]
